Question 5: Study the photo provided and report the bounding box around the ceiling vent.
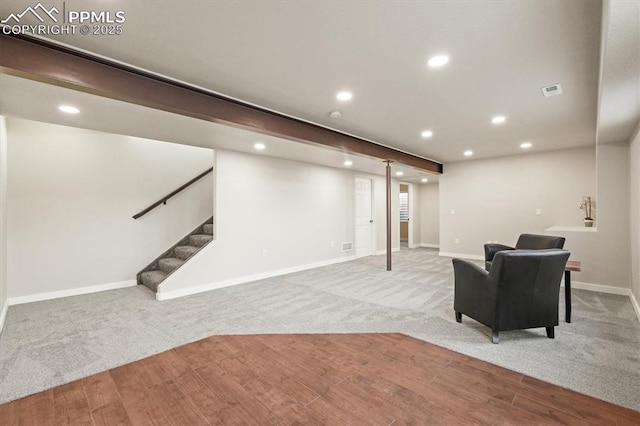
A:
[541,84,563,97]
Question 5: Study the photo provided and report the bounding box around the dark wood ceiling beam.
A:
[0,34,442,174]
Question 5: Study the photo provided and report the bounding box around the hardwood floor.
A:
[1,333,638,425]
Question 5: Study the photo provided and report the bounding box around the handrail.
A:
[133,167,213,219]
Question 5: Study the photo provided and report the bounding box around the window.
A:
[399,192,409,221]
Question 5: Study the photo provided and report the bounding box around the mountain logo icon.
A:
[1,3,59,24]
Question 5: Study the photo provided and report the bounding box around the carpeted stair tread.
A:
[189,234,213,247]
[174,245,201,260]
[140,270,167,292]
[158,257,186,273]
[137,217,214,292]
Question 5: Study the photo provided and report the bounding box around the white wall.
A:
[546,144,631,290]
[0,117,8,332]
[6,118,213,300]
[419,183,439,247]
[158,150,399,299]
[439,147,596,257]
[629,126,640,305]
[159,150,352,296]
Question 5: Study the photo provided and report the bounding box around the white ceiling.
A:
[0,0,638,173]
[597,0,640,145]
[0,73,435,182]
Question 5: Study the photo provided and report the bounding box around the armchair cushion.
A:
[484,234,565,271]
[515,234,566,250]
[484,243,514,270]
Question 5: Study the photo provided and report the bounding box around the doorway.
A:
[355,177,375,257]
[399,183,412,249]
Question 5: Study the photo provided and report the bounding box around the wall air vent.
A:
[341,242,353,252]
[541,84,563,97]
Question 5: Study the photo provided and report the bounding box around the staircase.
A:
[138,217,213,292]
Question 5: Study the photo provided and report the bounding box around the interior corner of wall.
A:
[0,298,9,335]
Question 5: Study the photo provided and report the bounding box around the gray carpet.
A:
[1,248,639,411]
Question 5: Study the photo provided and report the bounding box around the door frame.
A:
[354,176,376,258]
[399,181,414,249]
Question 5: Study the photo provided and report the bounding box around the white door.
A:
[355,178,374,257]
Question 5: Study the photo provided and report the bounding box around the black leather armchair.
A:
[484,234,565,271]
[453,249,570,343]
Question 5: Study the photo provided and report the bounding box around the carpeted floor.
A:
[1,248,639,410]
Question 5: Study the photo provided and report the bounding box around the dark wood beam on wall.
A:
[0,34,442,174]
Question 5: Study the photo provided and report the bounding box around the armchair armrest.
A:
[453,258,497,327]
[453,258,489,283]
[484,243,514,261]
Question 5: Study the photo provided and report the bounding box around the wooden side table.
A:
[564,260,581,323]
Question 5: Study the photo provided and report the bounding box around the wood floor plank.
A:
[249,336,334,395]
[172,368,229,414]
[82,371,120,411]
[511,394,586,425]
[195,362,281,425]
[213,353,261,387]
[0,389,55,426]
[1,333,637,425]
[321,381,395,424]
[304,395,372,426]
[242,377,313,424]
[353,372,468,424]
[227,350,320,406]
[109,363,164,426]
[52,380,93,425]
[437,361,518,404]
[0,390,55,426]
[260,334,354,384]
[173,368,258,426]
[91,400,132,426]
[146,379,209,426]
[520,374,640,424]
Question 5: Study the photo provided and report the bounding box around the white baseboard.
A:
[438,251,484,261]
[0,299,8,336]
[157,255,357,301]
[419,243,440,249]
[562,280,632,296]
[8,280,137,306]
[631,292,640,322]
[560,281,639,321]
[374,248,401,255]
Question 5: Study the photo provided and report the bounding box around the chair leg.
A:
[492,330,499,344]
[455,311,462,323]
[546,327,555,339]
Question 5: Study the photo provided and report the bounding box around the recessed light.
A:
[491,115,506,124]
[254,143,265,150]
[329,110,343,118]
[336,91,353,101]
[421,130,433,139]
[427,55,449,68]
[58,105,80,114]
[421,178,429,183]
[343,160,353,166]
[395,171,404,176]
[520,142,532,149]
[464,150,473,157]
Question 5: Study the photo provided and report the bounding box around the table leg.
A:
[564,270,571,323]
